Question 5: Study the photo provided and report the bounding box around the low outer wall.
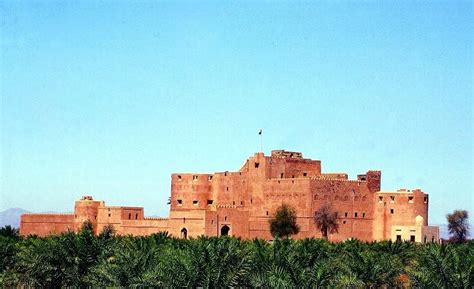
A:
[20,214,75,237]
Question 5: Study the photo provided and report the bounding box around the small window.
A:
[108,213,111,217]
[390,196,395,202]
[254,162,259,168]
[224,172,227,176]
[343,220,346,224]
[211,220,214,224]
[250,199,253,204]
[362,212,366,218]
[193,175,198,180]
[193,200,198,206]
[135,213,138,219]
[424,236,427,243]
[378,196,383,203]
[266,211,269,216]
[396,235,402,242]
[178,175,182,180]
[431,236,435,242]
[207,200,213,205]
[226,187,229,191]
[94,215,97,220]
[292,175,295,178]
[303,173,307,177]
[345,212,348,217]
[224,216,227,221]
[408,196,414,203]
[424,196,428,203]
[280,173,284,178]
[391,209,394,214]
[208,175,213,181]
[128,213,131,219]
[177,199,183,206]
[232,201,235,205]
[354,212,358,218]
[240,201,243,205]
[410,235,415,242]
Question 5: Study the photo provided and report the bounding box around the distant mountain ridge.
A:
[0,208,30,228]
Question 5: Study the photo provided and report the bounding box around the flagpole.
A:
[259,129,263,153]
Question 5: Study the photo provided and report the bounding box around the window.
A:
[343,220,346,224]
[345,212,348,217]
[254,162,260,168]
[424,236,427,243]
[193,200,198,206]
[410,235,415,242]
[424,196,428,203]
[207,200,213,205]
[408,196,414,203]
[354,212,358,218]
[390,196,395,202]
[266,211,269,216]
[431,236,435,242]
[232,201,235,205]
[135,213,138,219]
[240,201,243,205]
[292,175,295,178]
[108,214,111,217]
[211,220,214,224]
[250,199,253,204]
[128,213,131,219]
[226,187,229,191]
[303,173,307,177]
[224,216,227,221]
[362,212,366,218]
[280,173,284,178]
[177,199,183,206]
[208,175,213,181]
[178,175,182,180]
[378,196,383,203]
[181,228,188,239]
[390,209,394,214]
[396,235,402,242]
[193,175,198,180]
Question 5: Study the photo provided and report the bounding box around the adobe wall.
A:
[20,214,74,236]
[373,189,429,240]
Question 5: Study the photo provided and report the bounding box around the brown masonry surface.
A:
[20,150,439,242]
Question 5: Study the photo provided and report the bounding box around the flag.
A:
[258,129,262,135]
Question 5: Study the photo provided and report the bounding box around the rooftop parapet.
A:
[271,150,303,159]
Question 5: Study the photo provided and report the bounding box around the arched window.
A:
[180,228,188,239]
[221,225,230,236]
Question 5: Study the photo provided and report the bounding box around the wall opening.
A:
[135,213,138,219]
[378,196,383,203]
[396,235,402,242]
[128,213,131,220]
[207,200,213,205]
[390,196,395,202]
[193,200,199,206]
[390,209,394,214]
[408,196,414,203]
[177,199,183,206]
[208,175,213,181]
[362,212,366,218]
[180,228,188,239]
[424,196,428,203]
[280,173,284,178]
[193,175,198,180]
[410,235,415,242]
[354,212,358,218]
[221,225,230,236]
[303,173,307,177]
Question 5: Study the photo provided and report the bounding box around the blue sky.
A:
[1,1,472,224]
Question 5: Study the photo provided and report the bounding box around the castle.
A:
[20,150,439,242]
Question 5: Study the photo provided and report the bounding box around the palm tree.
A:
[314,203,339,240]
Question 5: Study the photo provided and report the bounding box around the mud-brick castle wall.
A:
[20,213,75,237]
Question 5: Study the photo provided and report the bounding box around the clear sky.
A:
[1,1,472,224]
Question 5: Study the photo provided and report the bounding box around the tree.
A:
[0,226,19,239]
[269,204,300,239]
[314,203,339,241]
[447,210,470,243]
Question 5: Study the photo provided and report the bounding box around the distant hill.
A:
[0,208,30,228]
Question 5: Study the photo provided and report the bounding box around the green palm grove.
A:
[1,223,473,288]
